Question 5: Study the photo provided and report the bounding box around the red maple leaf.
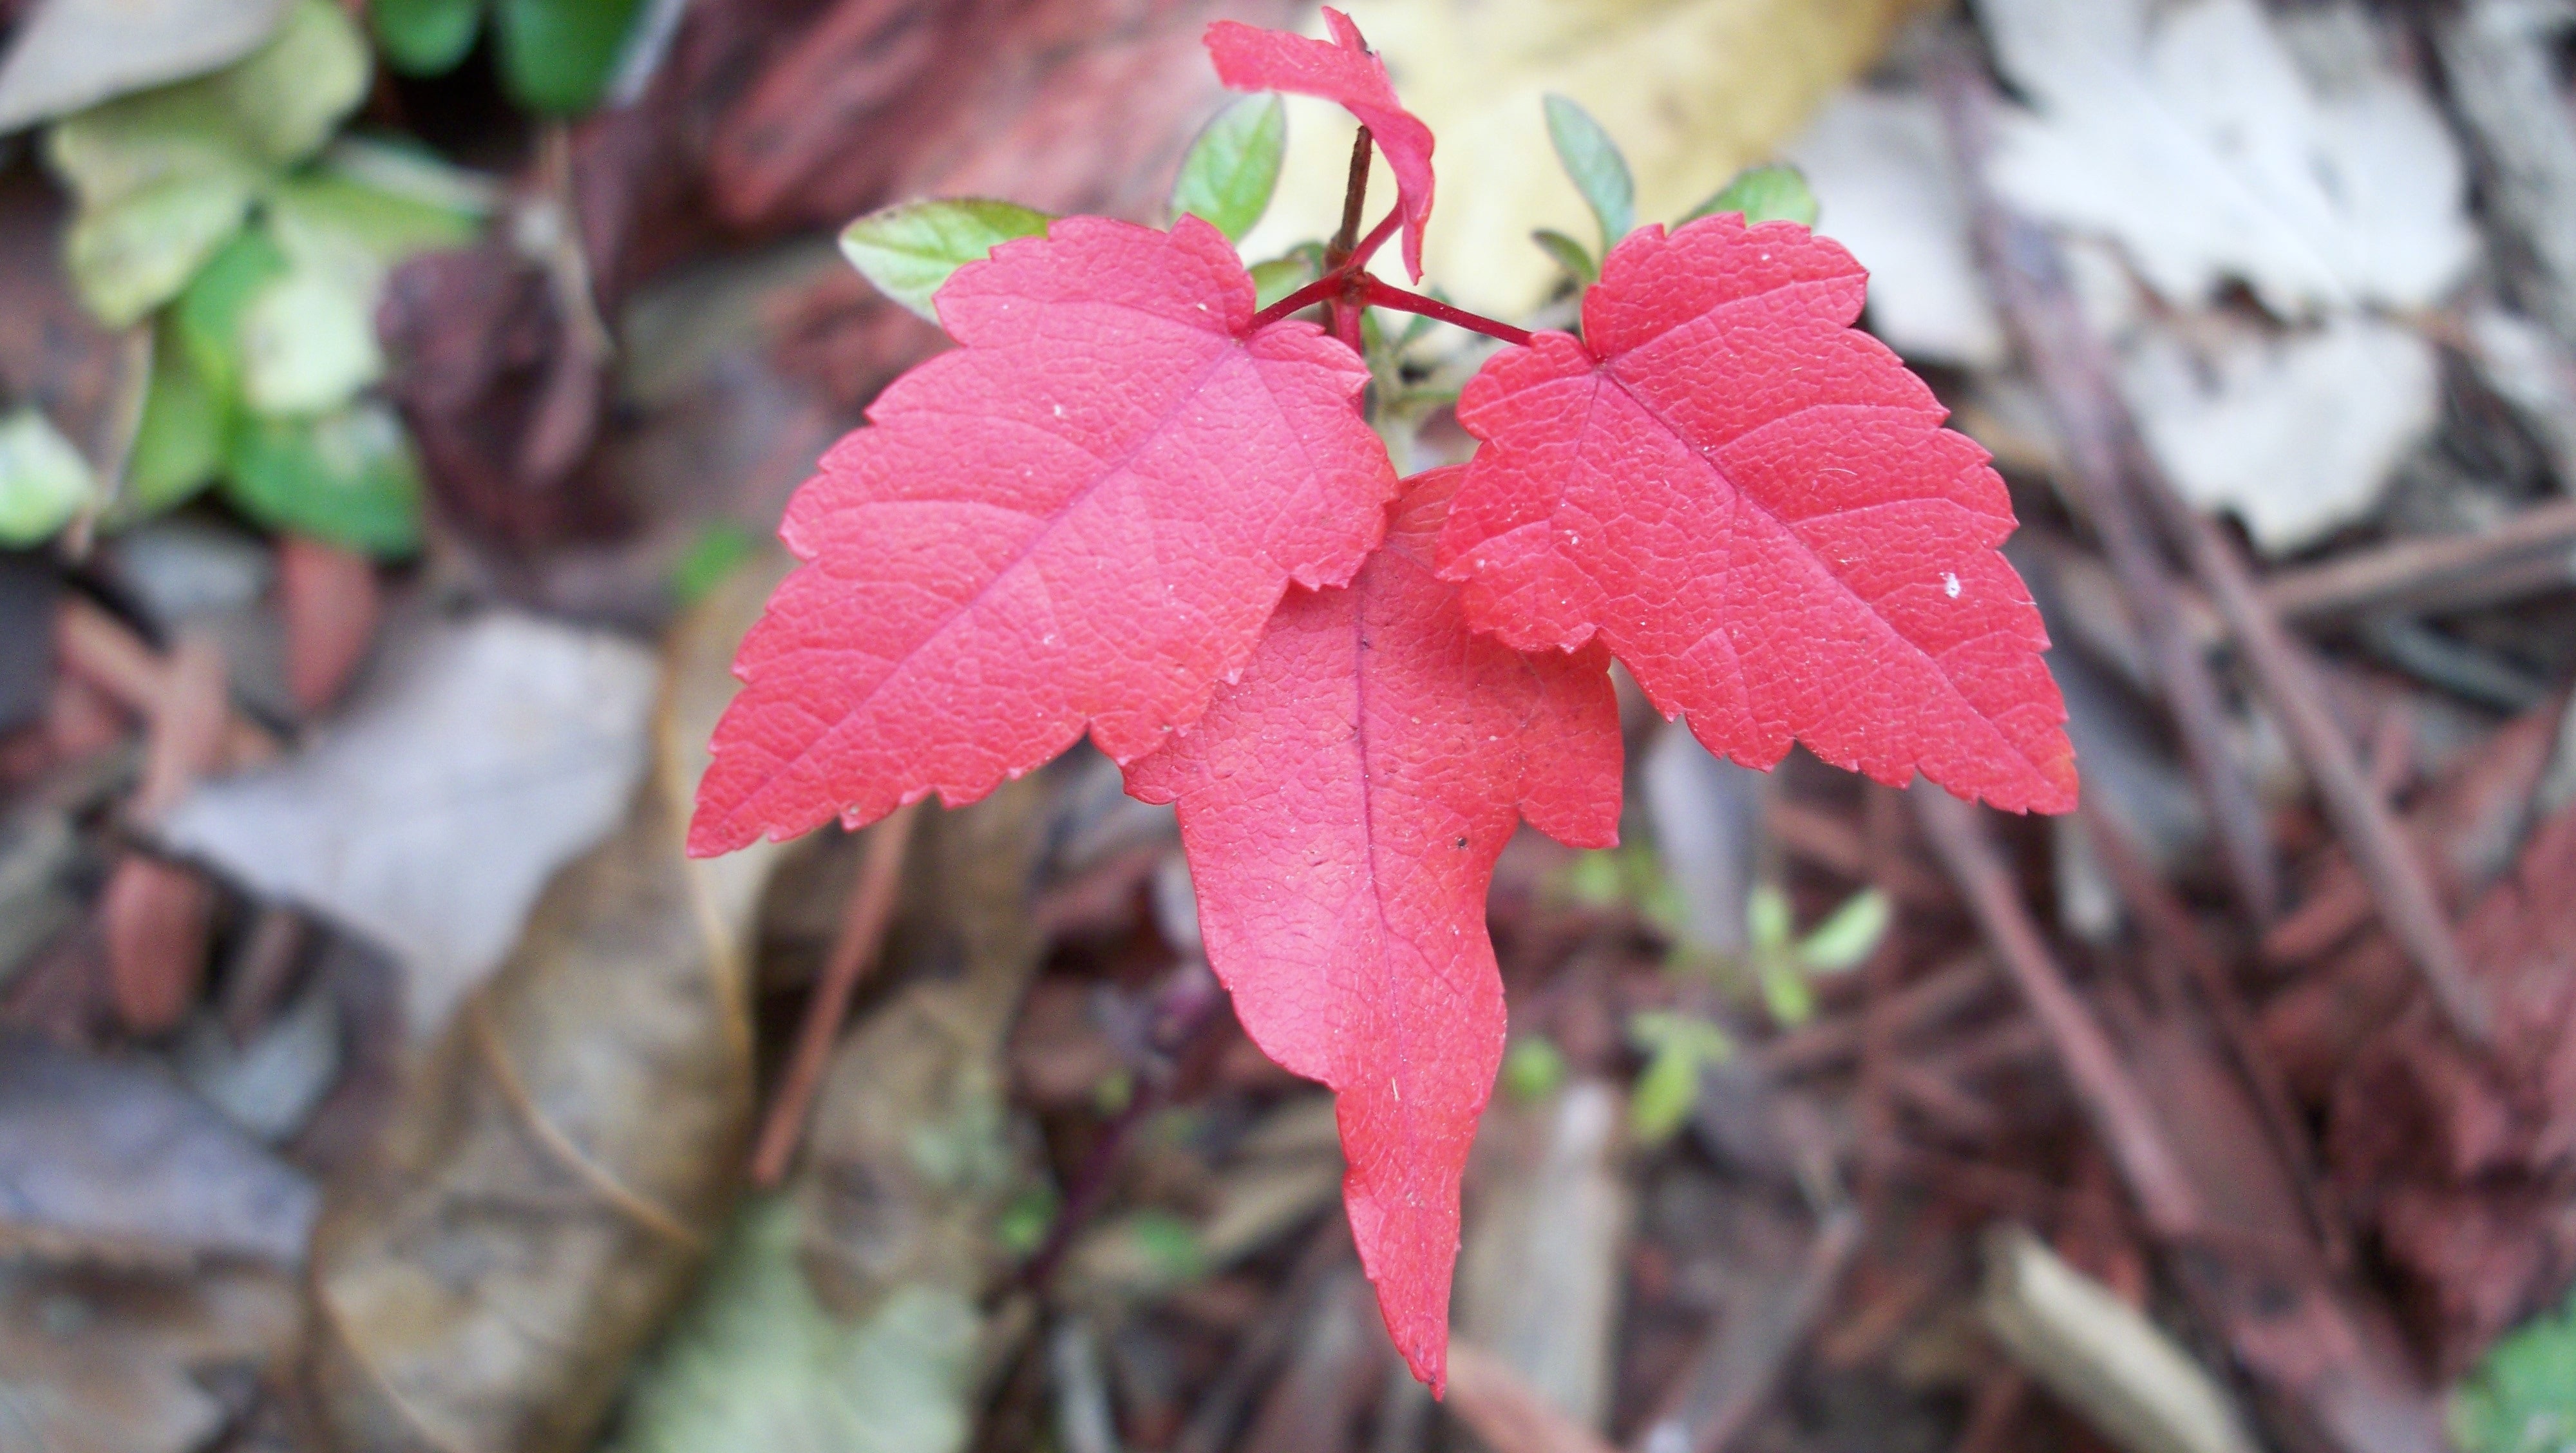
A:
[688,215,1399,855]
[1126,466,1624,1392]
[1204,7,1436,281]
[1437,214,2077,814]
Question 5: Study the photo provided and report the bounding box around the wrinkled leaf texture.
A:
[1127,468,1622,1392]
[1204,7,1435,282]
[1439,214,2076,813]
[688,215,1397,855]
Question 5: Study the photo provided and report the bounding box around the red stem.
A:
[1359,276,1533,347]
[1248,273,1346,330]
[1347,205,1403,272]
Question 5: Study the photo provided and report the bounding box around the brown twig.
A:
[1935,55,2277,926]
[2260,497,2576,622]
[1629,1208,1863,1453]
[2076,802,2349,1267]
[1757,951,1998,1079]
[1932,53,2488,1047]
[2139,464,2490,1043]
[748,799,922,1186]
[1446,1343,1621,1453]
[1911,788,2201,1237]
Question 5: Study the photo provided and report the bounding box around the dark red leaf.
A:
[1437,215,2076,814]
[689,215,1398,855]
[1125,466,1624,1391]
[1204,8,1435,281]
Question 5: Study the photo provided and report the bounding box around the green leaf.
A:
[124,327,231,518]
[1796,888,1889,974]
[1625,1013,1730,1145]
[1170,93,1286,243]
[319,136,504,220]
[1501,1035,1569,1103]
[238,263,383,416]
[0,408,99,546]
[837,199,1055,325]
[1542,93,1634,254]
[1247,241,1325,311]
[213,0,370,166]
[1683,163,1818,229]
[61,171,260,325]
[267,170,481,267]
[1629,1042,1699,1144]
[2454,1287,2576,1453]
[494,0,647,114]
[1759,959,1814,1028]
[176,229,292,395]
[1747,882,1794,953]
[222,401,423,556]
[609,1195,981,1453]
[372,0,484,76]
[230,173,475,419]
[1531,227,1596,286]
[669,521,757,607]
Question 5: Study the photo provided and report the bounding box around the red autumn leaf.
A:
[1125,466,1623,1392]
[1204,8,1436,281]
[1437,214,2077,814]
[688,214,1399,855]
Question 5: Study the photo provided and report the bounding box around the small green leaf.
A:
[1629,1043,1699,1144]
[267,170,481,267]
[222,400,423,556]
[495,0,647,114]
[1747,882,1794,953]
[216,0,371,165]
[2454,1286,2576,1453]
[176,229,292,395]
[670,521,757,607]
[1542,93,1634,254]
[1247,241,1325,311]
[1625,1012,1731,1145]
[838,199,1056,325]
[123,327,231,518]
[61,171,258,325]
[372,0,484,76]
[0,408,99,546]
[1502,1035,1569,1103]
[1531,228,1596,285]
[1759,959,1814,1028]
[238,263,383,417]
[320,136,504,220]
[1797,888,1889,974]
[1683,164,1818,229]
[1171,93,1286,243]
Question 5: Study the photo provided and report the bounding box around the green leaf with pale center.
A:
[1542,93,1634,254]
[1171,93,1286,243]
[837,199,1055,325]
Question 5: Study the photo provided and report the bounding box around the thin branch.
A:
[1328,125,1375,265]
[1911,787,2203,1238]
[1347,204,1405,272]
[749,799,922,1185]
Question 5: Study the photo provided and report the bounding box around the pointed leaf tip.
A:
[1126,468,1622,1392]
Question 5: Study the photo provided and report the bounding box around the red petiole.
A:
[1247,251,1533,348]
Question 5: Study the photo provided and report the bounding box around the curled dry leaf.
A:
[304,555,794,1453]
